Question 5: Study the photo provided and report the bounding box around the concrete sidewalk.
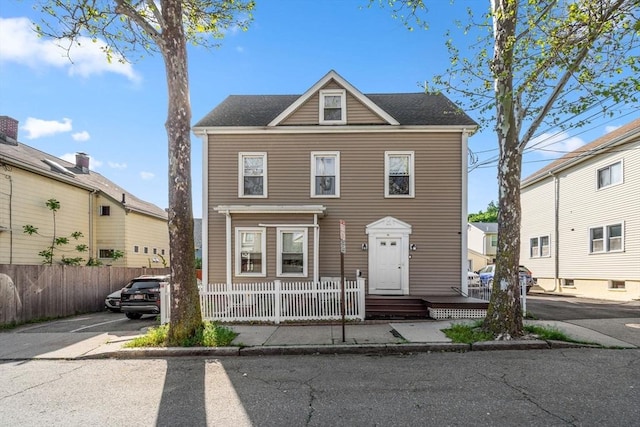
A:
[1,318,638,360]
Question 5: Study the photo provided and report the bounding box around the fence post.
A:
[160,281,170,324]
[274,280,281,324]
[357,277,366,320]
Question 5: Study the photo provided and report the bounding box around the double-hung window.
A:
[277,228,307,277]
[385,151,415,197]
[530,235,550,257]
[597,161,622,189]
[590,223,623,253]
[319,89,346,124]
[239,153,267,197]
[236,228,266,276]
[311,152,340,197]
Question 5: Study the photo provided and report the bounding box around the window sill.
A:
[607,288,626,292]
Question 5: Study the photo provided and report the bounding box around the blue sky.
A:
[1,0,638,218]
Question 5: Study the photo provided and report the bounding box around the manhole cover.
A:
[625,323,640,329]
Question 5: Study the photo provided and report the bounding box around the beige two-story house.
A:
[0,116,169,267]
[520,118,640,301]
[193,70,477,303]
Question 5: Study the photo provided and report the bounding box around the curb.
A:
[76,340,611,360]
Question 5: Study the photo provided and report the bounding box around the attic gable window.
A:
[319,89,346,124]
[99,206,110,216]
[239,152,267,197]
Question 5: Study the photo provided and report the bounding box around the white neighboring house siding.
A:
[467,225,486,255]
[520,178,556,280]
[521,138,640,300]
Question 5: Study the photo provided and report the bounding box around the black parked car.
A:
[120,275,170,320]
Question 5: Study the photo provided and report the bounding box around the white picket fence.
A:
[162,279,366,324]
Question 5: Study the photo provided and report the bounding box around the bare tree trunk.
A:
[483,0,523,338]
[162,0,202,345]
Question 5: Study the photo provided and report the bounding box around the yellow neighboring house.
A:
[0,116,169,267]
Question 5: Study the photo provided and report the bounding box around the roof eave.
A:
[521,129,639,188]
[193,124,477,135]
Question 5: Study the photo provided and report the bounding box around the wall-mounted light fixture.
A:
[410,244,417,251]
[361,243,368,251]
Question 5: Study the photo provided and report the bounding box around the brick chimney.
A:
[0,116,19,144]
[75,152,90,173]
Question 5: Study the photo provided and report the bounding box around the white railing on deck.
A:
[159,279,366,324]
[466,277,528,313]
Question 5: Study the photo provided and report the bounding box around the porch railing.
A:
[162,279,366,324]
[466,277,528,313]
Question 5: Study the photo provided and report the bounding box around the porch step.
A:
[365,296,429,319]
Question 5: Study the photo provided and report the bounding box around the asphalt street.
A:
[526,294,640,320]
[1,349,639,427]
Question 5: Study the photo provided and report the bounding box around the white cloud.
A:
[72,131,90,142]
[108,161,127,170]
[604,125,621,134]
[0,17,140,82]
[528,132,586,157]
[23,117,72,139]
[140,171,155,180]
[60,153,102,169]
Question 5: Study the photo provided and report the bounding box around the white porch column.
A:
[313,213,319,284]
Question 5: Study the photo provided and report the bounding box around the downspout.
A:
[313,213,319,284]
[224,211,232,289]
[5,174,13,264]
[88,190,97,263]
[200,130,209,287]
[553,172,560,292]
[461,129,470,295]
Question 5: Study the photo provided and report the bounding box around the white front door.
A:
[373,237,402,292]
[366,216,412,295]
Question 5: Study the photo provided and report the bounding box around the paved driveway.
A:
[526,293,640,320]
[13,310,159,334]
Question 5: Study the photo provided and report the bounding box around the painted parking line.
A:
[70,317,128,333]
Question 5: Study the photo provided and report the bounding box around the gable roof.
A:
[522,118,640,187]
[469,222,498,233]
[193,70,477,129]
[0,138,167,220]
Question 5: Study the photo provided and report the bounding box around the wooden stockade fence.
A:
[0,265,170,325]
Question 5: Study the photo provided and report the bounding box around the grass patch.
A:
[443,321,494,344]
[523,324,573,342]
[443,321,592,345]
[124,322,238,348]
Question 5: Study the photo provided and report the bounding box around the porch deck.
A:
[365,295,489,320]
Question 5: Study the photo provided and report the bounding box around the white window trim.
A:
[529,234,551,258]
[596,160,623,190]
[589,221,624,254]
[384,151,415,198]
[238,152,267,198]
[277,228,308,277]
[235,227,266,277]
[310,151,340,198]
[319,89,347,125]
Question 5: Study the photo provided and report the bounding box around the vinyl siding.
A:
[124,211,170,268]
[2,166,91,264]
[556,140,640,280]
[94,194,126,265]
[519,177,556,279]
[521,138,640,296]
[282,81,387,126]
[207,131,463,295]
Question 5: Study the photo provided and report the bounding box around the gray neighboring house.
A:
[520,118,640,301]
[193,70,478,300]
